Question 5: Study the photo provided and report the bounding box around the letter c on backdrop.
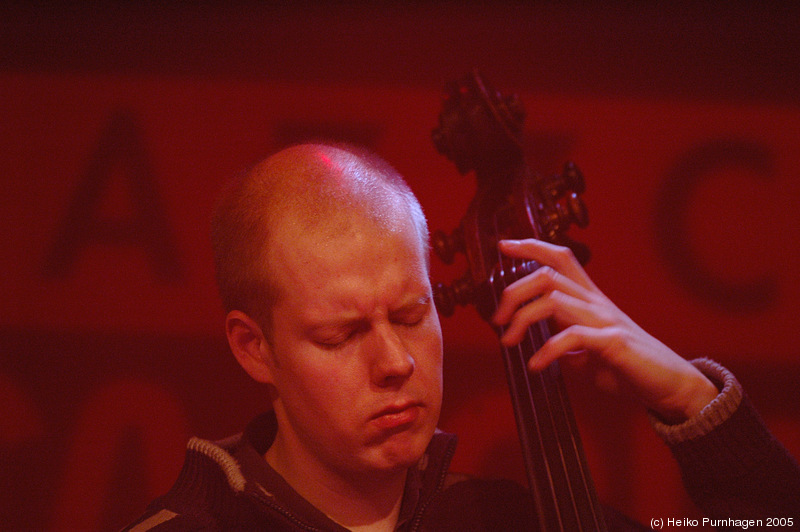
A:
[655,139,778,312]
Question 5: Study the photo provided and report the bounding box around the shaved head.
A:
[211,143,429,337]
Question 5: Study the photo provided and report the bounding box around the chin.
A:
[370,451,425,476]
[372,426,434,472]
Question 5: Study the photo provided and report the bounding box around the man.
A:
[126,143,799,530]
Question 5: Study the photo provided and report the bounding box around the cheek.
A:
[279,353,363,408]
[413,321,444,380]
[424,313,444,361]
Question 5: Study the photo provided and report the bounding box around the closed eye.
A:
[395,314,424,327]
[312,322,367,350]
[391,302,430,327]
[316,341,344,350]
[314,333,354,350]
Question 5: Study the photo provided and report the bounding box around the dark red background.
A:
[2,3,799,530]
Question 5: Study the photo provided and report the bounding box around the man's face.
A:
[264,213,443,479]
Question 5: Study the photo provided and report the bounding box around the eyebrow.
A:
[305,295,431,328]
[388,295,431,316]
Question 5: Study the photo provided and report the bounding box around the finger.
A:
[560,350,590,371]
[498,239,597,292]
[499,290,604,347]
[493,264,590,326]
[527,324,618,372]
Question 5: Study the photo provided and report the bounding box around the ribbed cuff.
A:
[649,358,743,445]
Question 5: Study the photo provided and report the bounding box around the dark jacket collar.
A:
[226,411,458,531]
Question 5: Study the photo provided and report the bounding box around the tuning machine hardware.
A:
[536,161,589,241]
[432,274,476,317]
[431,227,465,265]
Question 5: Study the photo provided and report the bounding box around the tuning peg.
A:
[565,193,589,228]
[432,228,464,264]
[542,193,589,240]
[539,162,585,199]
[562,161,585,194]
[433,274,475,316]
[432,282,455,316]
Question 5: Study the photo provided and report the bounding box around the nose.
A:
[369,323,415,388]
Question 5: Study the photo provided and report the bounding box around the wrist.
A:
[651,363,720,425]
[678,373,720,422]
[650,358,744,445]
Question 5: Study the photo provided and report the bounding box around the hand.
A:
[491,239,719,424]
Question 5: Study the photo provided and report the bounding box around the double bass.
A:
[431,71,606,532]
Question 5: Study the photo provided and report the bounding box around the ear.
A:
[225,310,274,384]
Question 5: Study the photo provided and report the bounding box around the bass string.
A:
[549,329,606,530]
[515,262,582,531]
[523,249,605,530]
[540,321,603,531]
[490,213,598,530]
[489,215,565,531]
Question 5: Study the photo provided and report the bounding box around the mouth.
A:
[370,401,423,431]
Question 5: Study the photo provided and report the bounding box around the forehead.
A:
[268,211,429,313]
[260,145,405,223]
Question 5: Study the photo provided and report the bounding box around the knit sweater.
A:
[124,360,800,530]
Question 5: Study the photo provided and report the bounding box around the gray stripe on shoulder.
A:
[128,509,178,531]
[188,436,247,493]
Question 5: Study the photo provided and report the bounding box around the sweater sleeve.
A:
[650,359,800,522]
